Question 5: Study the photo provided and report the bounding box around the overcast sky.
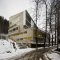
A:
[0,0,32,20]
[0,0,49,30]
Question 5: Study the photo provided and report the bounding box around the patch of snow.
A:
[0,39,19,54]
[47,52,60,60]
[0,48,34,60]
[0,40,13,54]
[0,39,34,60]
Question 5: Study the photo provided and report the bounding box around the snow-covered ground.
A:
[44,52,60,60]
[46,52,60,60]
[0,39,60,60]
[0,48,34,60]
[0,39,34,60]
[0,39,18,54]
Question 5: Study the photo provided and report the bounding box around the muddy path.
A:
[16,48,52,60]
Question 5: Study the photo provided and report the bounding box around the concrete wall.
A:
[8,10,34,44]
[9,27,34,44]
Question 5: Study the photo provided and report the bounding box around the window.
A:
[15,27,18,30]
[26,13,31,27]
[9,27,18,33]
[26,20,31,27]
[17,38,20,40]
[17,38,23,40]
[13,27,18,31]
[24,31,27,33]
[20,38,23,40]
[13,28,15,31]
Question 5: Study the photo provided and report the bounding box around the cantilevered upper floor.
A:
[8,10,36,35]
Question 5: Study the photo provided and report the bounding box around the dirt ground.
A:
[16,47,52,60]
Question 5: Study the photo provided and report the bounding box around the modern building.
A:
[8,10,45,47]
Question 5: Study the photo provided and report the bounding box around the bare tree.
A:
[32,0,53,48]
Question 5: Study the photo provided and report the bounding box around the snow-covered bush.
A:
[0,39,19,54]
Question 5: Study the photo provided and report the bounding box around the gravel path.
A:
[15,47,51,60]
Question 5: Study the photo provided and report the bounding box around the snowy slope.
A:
[0,48,34,60]
[0,39,34,60]
[0,39,16,54]
[0,39,60,60]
